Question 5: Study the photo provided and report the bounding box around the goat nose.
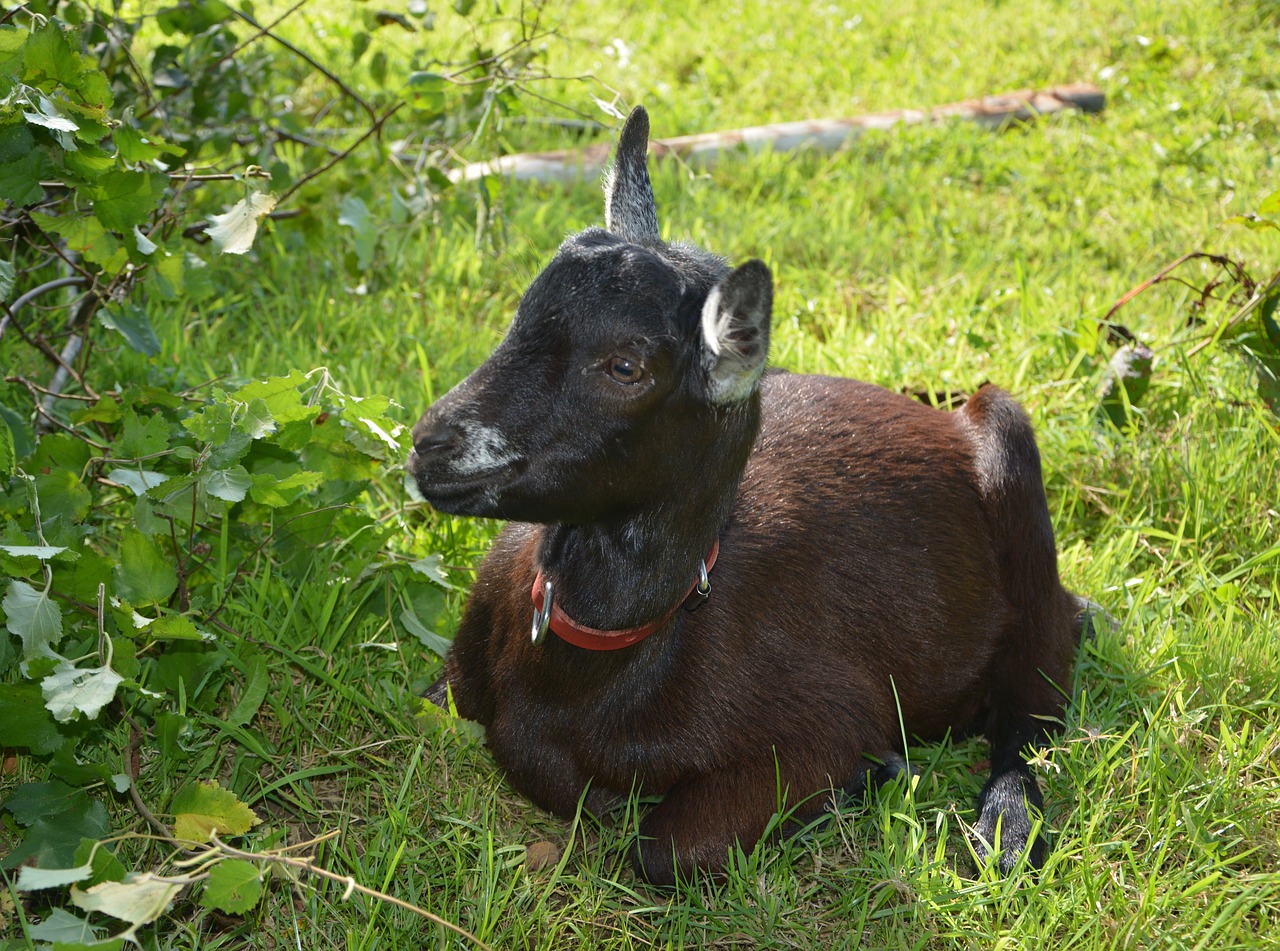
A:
[412,419,456,457]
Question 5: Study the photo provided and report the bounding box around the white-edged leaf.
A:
[4,578,64,661]
[0,544,68,559]
[132,226,157,255]
[24,110,79,132]
[358,416,402,451]
[71,872,184,925]
[107,468,168,496]
[206,191,277,255]
[42,659,125,722]
[18,861,95,890]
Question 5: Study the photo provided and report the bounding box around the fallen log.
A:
[446,83,1104,185]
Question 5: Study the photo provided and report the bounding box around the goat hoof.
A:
[972,771,1046,873]
[422,677,449,708]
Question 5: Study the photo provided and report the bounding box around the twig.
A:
[210,834,494,951]
[127,718,186,849]
[7,376,110,449]
[223,6,376,122]
[216,0,310,67]
[1100,252,1234,326]
[277,104,404,206]
[0,275,89,344]
[1187,270,1280,357]
[3,375,98,401]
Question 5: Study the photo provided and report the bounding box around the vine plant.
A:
[0,0,553,944]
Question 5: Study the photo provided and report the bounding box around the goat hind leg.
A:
[633,760,828,886]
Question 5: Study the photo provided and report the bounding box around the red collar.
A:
[530,540,720,651]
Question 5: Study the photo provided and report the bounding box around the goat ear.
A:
[701,260,773,404]
[603,106,661,244]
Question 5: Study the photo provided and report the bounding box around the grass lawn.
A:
[5,0,1280,947]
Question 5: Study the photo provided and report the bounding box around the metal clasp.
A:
[531,579,553,644]
[685,559,712,613]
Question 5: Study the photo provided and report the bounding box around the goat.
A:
[408,107,1081,886]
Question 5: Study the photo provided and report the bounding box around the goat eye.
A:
[607,356,644,384]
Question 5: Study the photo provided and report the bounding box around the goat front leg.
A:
[633,759,830,886]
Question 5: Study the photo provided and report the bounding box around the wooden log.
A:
[446,83,1105,185]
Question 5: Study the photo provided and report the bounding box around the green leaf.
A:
[207,191,277,254]
[113,531,178,605]
[90,170,167,232]
[24,22,83,86]
[42,658,125,722]
[200,465,251,502]
[0,147,55,206]
[182,399,234,443]
[36,468,93,523]
[1258,189,1280,217]
[0,25,27,55]
[249,469,322,507]
[406,70,448,114]
[351,31,371,63]
[117,408,171,458]
[26,907,105,945]
[200,859,264,914]
[147,615,210,642]
[155,712,190,759]
[63,144,118,179]
[74,838,128,887]
[230,371,315,424]
[113,124,184,163]
[107,467,168,496]
[0,682,64,753]
[408,553,458,589]
[338,195,377,270]
[71,873,184,926]
[170,780,260,842]
[1,803,109,871]
[98,303,161,356]
[239,398,276,438]
[0,255,14,303]
[226,654,269,727]
[4,578,64,662]
[401,604,452,659]
[29,211,122,267]
[72,396,123,425]
[0,411,14,478]
[4,780,86,825]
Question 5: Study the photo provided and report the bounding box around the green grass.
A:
[6,0,1280,947]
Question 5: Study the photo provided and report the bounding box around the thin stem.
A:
[210,834,494,951]
[277,104,403,206]
[224,6,376,122]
